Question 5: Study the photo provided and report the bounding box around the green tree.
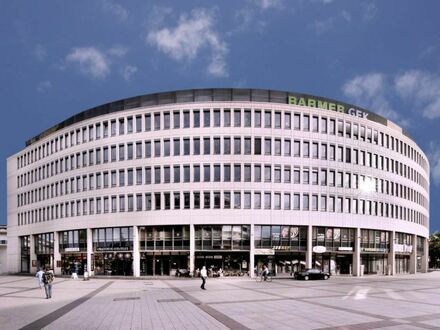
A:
[429,232,440,268]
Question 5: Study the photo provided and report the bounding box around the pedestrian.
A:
[200,266,207,290]
[42,266,54,299]
[35,268,44,288]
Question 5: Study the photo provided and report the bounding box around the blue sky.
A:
[1,0,440,231]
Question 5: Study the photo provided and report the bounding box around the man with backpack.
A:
[42,266,54,299]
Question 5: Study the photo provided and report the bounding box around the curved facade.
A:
[7,88,429,277]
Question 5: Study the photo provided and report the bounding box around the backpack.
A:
[43,272,54,284]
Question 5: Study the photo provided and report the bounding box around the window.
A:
[234,109,241,127]
[173,138,180,156]
[234,137,241,154]
[204,165,210,182]
[164,112,170,129]
[303,115,310,131]
[154,113,160,130]
[275,112,281,128]
[194,165,200,182]
[234,164,241,182]
[184,166,190,182]
[145,141,151,158]
[193,138,200,155]
[254,192,261,209]
[275,139,281,156]
[203,137,210,155]
[144,167,151,184]
[224,137,231,154]
[173,111,180,128]
[254,137,262,155]
[264,111,271,128]
[303,141,309,158]
[284,193,291,210]
[214,109,221,127]
[264,192,271,209]
[234,192,241,209]
[193,110,200,127]
[312,116,318,132]
[184,138,190,155]
[173,165,180,183]
[244,138,251,155]
[244,192,251,209]
[264,138,271,155]
[145,114,151,131]
[244,110,251,127]
[203,109,210,127]
[284,139,291,156]
[255,110,261,127]
[264,165,271,182]
[224,109,231,127]
[294,140,300,157]
[183,111,190,128]
[224,164,231,182]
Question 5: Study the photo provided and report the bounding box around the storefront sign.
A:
[361,247,387,253]
[338,247,353,251]
[272,245,291,250]
[64,247,80,252]
[394,244,413,253]
[96,247,129,252]
[254,248,275,255]
[313,246,326,253]
[288,95,369,119]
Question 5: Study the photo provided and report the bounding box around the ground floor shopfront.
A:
[18,224,429,277]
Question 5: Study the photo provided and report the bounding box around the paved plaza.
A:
[1,272,440,330]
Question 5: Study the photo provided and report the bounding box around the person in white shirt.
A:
[200,266,208,290]
[35,268,44,288]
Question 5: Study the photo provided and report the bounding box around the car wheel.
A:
[304,276,309,281]
[324,275,328,280]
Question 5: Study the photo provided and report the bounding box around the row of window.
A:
[17,163,428,210]
[17,107,428,174]
[17,136,428,192]
[21,226,424,255]
[17,190,428,228]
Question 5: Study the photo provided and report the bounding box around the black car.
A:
[294,268,330,280]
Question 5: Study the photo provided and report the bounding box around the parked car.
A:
[175,268,191,277]
[294,268,330,280]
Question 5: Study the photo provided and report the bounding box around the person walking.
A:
[35,268,44,288]
[42,266,54,299]
[200,266,207,290]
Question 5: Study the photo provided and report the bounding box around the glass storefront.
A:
[195,225,250,276]
[360,229,390,275]
[254,225,307,276]
[93,227,133,276]
[139,226,190,276]
[417,236,424,272]
[59,229,87,275]
[395,232,412,274]
[35,232,54,270]
[312,227,355,275]
[20,236,30,273]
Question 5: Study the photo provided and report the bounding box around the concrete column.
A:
[387,231,395,276]
[250,224,255,278]
[409,234,417,274]
[352,228,361,276]
[53,231,61,276]
[306,225,313,269]
[133,226,140,277]
[421,237,429,273]
[30,234,37,274]
[189,224,195,275]
[86,228,93,276]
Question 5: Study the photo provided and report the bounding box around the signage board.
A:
[64,247,80,252]
[254,248,275,255]
[338,247,353,252]
[312,246,326,253]
[394,244,413,253]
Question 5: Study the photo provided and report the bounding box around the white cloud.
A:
[428,141,440,186]
[101,0,128,21]
[36,80,52,93]
[362,2,378,21]
[66,47,110,79]
[147,8,228,77]
[255,0,283,10]
[310,17,335,34]
[108,45,128,57]
[342,73,407,126]
[122,65,138,81]
[33,44,47,61]
[394,70,440,119]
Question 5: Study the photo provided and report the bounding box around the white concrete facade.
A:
[7,89,429,277]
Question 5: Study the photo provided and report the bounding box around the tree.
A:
[429,232,440,269]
